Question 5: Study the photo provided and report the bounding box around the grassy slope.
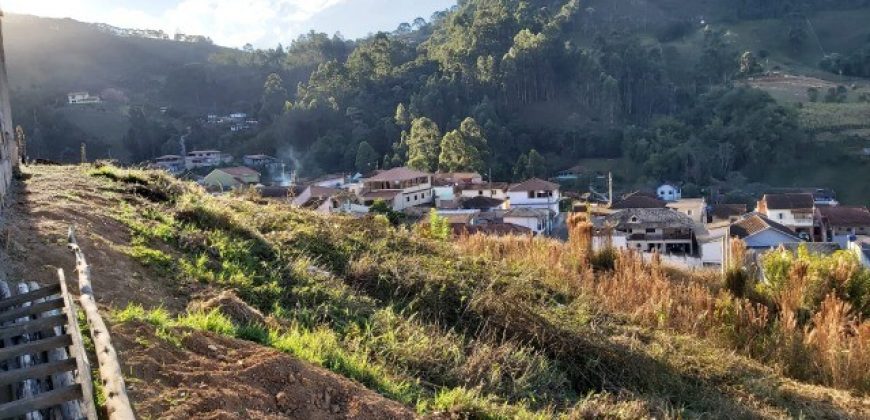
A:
[73,164,867,418]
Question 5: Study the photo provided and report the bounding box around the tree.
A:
[355,141,379,173]
[428,208,451,240]
[406,117,441,172]
[739,51,761,75]
[260,73,288,121]
[438,117,488,172]
[513,149,546,179]
[395,103,410,129]
[807,87,820,102]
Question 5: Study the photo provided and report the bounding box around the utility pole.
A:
[80,142,87,164]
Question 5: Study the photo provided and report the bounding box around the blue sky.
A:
[3,0,456,48]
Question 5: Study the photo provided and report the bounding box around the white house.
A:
[153,155,185,174]
[666,198,707,224]
[360,167,433,211]
[656,183,681,202]
[312,174,349,189]
[185,150,230,169]
[457,182,510,201]
[506,178,561,214]
[756,193,816,241]
[504,208,551,235]
[242,154,279,168]
[67,92,101,104]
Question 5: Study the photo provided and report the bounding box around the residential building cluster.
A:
[593,186,870,270]
[205,112,259,132]
[148,151,870,270]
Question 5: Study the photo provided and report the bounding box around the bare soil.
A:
[113,322,415,419]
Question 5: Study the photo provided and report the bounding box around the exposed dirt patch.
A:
[113,322,417,419]
[0,165,189,311]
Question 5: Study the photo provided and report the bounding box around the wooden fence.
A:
[0,227,134,419]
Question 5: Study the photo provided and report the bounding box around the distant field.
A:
[58,104,131,160]
[798,102,870,132]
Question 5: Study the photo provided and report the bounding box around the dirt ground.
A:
[0,165,189,311]
[114,322,415,419]
[0,165,419,419]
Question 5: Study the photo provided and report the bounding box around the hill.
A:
[5,1,870,203]
[3,164,867,418]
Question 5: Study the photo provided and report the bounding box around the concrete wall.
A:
[0,14,17,210]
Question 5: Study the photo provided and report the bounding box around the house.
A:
[666,198,707,224]
[152,155,185,174]
[610,192,667,210]
[819,206,870,247]
[847,236,870,268]
[554,165,585,181]
[811,188,839,206]
[506,178,561,213]
[756,193,816,240]
[708,204,747,224]
[460,196,505,212]
[67,92,101,104]
[360,167,433,211]
[291,186,359,214]
[434,172,483,185]
[312,174,349,189]
[185,150,230,169]
[656,183,681,202]
[202,166,260,190]
[243,154,279,168]
[605,208,696,255]
[503,208,551,235]
[457,182,510,201]
[727,214,802,250]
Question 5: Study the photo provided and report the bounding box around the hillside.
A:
[6,1,870,203]
[2,164,867,418]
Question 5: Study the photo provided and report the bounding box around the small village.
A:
[149,150,870,273]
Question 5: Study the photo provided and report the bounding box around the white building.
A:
[185,150,230,169]
[656,183,682,202]
[458,182,510,201]
[667,198,707,224]
[242,154,279,168]
[153,155,185,174]
[360,167,433,211]
[756,193,816,241]
[67,92,101,104]
[506,178,561,214]
[504,208,551,235]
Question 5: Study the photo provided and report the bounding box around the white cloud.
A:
[3,0,350,47]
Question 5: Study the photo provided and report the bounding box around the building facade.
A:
[361,167,433,211]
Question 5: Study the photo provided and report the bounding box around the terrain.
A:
[1,164,867,418]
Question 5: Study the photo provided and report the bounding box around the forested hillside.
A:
[7,0,870,201]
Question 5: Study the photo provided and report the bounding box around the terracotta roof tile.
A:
[508,178,559,192]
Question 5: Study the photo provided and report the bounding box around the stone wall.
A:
[0,11,17,209]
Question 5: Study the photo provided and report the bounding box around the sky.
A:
[2,0,456,48]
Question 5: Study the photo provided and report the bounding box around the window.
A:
[479,190,484,195]
[414,195,418,200]
[528,191,535,199]
[630,216,639,223]
[778,213,783,220]
[646,228,656,233]
[687,210,693,216]
[406,197,410,202]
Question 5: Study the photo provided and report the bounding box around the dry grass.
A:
[455,233,870,394]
